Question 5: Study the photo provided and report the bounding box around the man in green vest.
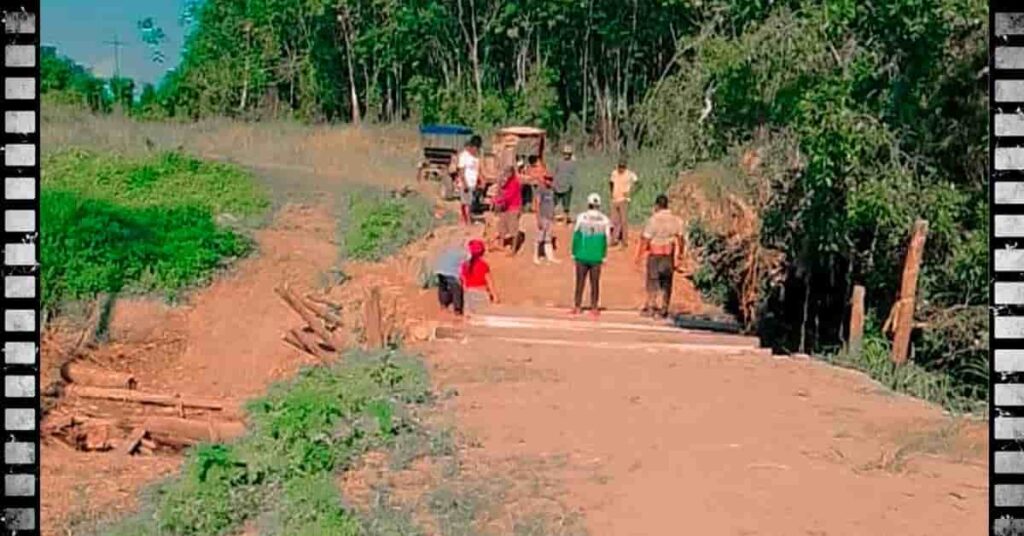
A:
[571,193,612,318]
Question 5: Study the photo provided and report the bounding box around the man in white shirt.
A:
[456,135,483,225]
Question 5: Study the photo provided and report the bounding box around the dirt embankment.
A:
[41,204,338,534]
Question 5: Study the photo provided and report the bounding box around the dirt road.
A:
[420,212,986,535]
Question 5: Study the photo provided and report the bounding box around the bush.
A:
[42,190,251,309]
[41,150,269,310]
[640,2,987,405]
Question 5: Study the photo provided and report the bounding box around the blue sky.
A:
[43,1,188,85]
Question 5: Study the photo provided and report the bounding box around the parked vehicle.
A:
[416,124,474,200]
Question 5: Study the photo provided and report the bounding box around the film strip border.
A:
[992,5,1024,536]
[1,4,39,536]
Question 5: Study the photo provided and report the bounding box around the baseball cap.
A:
[587,193,601,206]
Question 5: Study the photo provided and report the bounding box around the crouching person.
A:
[433,239,466,318]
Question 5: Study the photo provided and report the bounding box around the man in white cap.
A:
[571,193,612,318]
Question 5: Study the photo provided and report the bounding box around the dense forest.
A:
[44,0,988,406]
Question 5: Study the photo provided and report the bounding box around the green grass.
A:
[98,349,433,536]
[340,188,435,261]
[824,333,986,415]
[41,149,269,310]
[43,149,269,216]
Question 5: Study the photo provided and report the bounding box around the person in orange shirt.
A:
[609,157,638,247]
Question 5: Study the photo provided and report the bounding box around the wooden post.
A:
[848,285,865,357]
[891,219,928,364]
[363,287,384,349]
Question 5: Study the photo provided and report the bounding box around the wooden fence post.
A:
[363,287,385,349]
[891,219,928,364]
[848,285,865,358]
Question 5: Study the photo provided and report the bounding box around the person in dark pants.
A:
[571,193,611,318]
[437,272,464,315]
[433,240,467,316]
[635,194,685,318]
[553,145,577,224]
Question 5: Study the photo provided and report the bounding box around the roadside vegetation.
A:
[96,350,431,536]
[340,187,436,262]
[42,150,269,312]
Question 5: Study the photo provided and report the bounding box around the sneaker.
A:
[589,309,601,320]
[640,307,654,318]
[569,308,582,316]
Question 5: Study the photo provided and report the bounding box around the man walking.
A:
[533,173,560,264]
[635,194,686,318]
[552,145,577,224]
[571,193,612,318]
[609,157,638,247]
[456,135,483,225]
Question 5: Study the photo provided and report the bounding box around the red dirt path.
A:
[413,212,987,536]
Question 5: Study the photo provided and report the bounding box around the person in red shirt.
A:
[494,166,523,255]
[460,238,499,314]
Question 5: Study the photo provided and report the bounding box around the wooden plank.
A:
[891,220,928,364]
[848,285,865,358]
[65,385,235,414]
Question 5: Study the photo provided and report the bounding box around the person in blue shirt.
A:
[433,239,466,316]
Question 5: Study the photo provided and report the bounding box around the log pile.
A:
[45,411,246,455]
[275,284,345,360]
[46,342,243,455]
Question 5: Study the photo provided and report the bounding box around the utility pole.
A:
[103,33,127,78]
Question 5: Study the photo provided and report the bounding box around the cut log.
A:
[275,286,335,344]
[64,385,236,415]
[298,295,342,325]
[120,427,148,455]
[61,361,137,389]
[142,417,245,446]
[305,293,342,310]
[282,331,319,359]
[293,328,334,360]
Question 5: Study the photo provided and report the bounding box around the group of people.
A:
[435,138,686,321]
[453,137,577,258]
